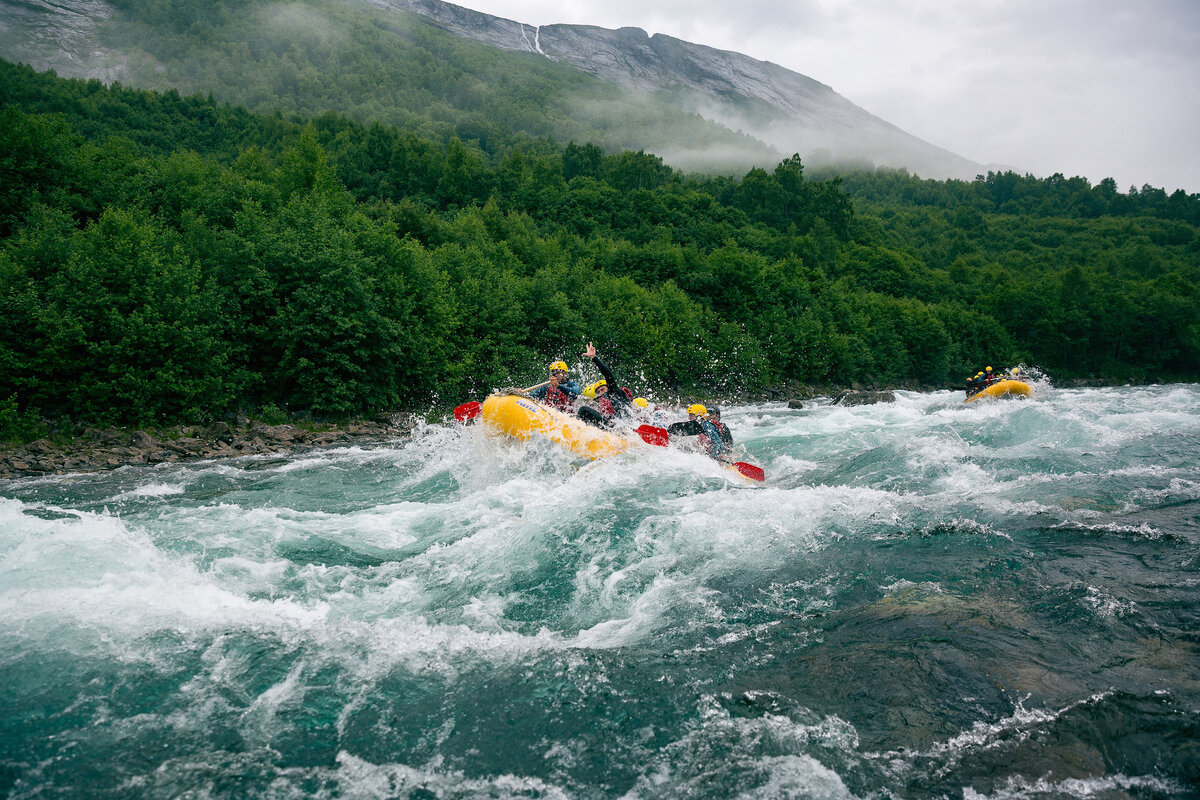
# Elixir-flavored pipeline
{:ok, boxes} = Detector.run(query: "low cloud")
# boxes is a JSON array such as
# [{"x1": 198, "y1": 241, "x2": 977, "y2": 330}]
[{"x1": 465, "y1": 0, "x2": 1200, "y2": 192}]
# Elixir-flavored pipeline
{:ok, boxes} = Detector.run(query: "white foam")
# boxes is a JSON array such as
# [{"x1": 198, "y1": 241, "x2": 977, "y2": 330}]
[
  {"x1": 962, "y1": 773, "x2": 1184, "y2": 800},
  {"x1": 329, "y1": 752, "x2": 572, "y2": 800},
  {"x1": 0, "y1": 498, "x2": 321, "y2": 647},
  {"x1": 617, "y1": 695, "x2": 861, "y2": 800},
  {"x1": 731, "y1": 755, "x2": 857, "y2": 800},
  {"x1": 888, "y1": 691, "x2": 1115, "y2": 773},
  {"x1": 111, "y1": 481, "x2": 186, "y2": 500},
  {"x1": 1081, "y1": 585, "x2": 1138, "y2": 620}
]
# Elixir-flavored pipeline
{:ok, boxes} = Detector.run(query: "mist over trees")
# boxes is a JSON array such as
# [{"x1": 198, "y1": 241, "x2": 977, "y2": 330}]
[
  {"x1": 86, "y1": 0, "x2": 782, "y2": 174},
  {"x1": 1, "y1": 60, "x2": 1198, "y2": 435}
]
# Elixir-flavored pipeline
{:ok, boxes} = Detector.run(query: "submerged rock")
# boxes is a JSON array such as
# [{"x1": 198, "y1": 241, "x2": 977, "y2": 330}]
[{"x1": 832, "y1": 390, "x2": 896, "y2": 406}]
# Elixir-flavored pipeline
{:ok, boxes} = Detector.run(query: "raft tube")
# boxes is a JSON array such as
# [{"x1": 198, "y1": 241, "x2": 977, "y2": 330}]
[
  {"x1": 964, "y1": 379, "x2": 1033, "y2": 403},
  {"x1": 480, "y1": 394, "x2": 632, "y2": 459}
]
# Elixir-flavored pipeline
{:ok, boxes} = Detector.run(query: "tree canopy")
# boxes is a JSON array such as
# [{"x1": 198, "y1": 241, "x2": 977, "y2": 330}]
[{"x1": 2, "y1": 60, "x2": 1197, "y2": 435}]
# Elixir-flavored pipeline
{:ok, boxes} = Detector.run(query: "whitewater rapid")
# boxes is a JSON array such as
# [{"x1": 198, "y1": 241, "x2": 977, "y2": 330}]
[{"x1": 1, "y1": 385, "x2": 1197, "y2": 798}]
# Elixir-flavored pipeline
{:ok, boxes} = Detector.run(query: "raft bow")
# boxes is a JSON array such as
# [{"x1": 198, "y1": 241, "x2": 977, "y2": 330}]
[{"x1": 964, "y1": 380, "x2": 1033, "y2": 403}]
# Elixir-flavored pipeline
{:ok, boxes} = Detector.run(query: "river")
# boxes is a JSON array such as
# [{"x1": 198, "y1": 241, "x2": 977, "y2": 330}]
[{"x1": 2, "y1": 383, "x2": 1198, "y2": 798}]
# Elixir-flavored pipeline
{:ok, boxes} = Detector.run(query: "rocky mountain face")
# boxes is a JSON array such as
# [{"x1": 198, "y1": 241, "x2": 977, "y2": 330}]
[
  {"x1": 364, "y1": 0, "x2": 985, "y2": 179},
  {"x1": 1, "y1": 0, "x2": 985, "y2": 178},
  {"x1": 0, "y1": 0, "x2": 123, "y2": 81}
]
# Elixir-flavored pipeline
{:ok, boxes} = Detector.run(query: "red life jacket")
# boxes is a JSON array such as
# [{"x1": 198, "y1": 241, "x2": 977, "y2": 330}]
[
  {"x1": 545, "y1": 384, "x2": 574, "y2": 411},
  {"x1": 594, "y1": 396, "x2": 616, "y2": 417}
]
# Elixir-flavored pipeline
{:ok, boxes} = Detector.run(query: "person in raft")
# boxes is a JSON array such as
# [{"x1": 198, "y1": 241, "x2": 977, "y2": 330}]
[
  {"x1": 577, "y1": 342, "x2": 635, "y2": 428},
  {"x1": 707, "y1": 407, "x2": 734, "y2": 451},
  {"x1": 630, "y1": 397, "x2": 667, "y2": 426},
  {"x1": 965, "y1": 371, "x2": 986, "y2": 398},
  {"x1": 527, "y1": 360, "x2": 581, "y2": 411},
  {"x1": 667, "y1": 403, "x2": 725, "y2": 460}
]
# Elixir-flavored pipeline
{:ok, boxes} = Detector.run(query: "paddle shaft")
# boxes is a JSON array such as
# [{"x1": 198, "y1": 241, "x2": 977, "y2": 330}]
[{"x1": 455, "y1": 380, "x2": 554, "y2": 421}]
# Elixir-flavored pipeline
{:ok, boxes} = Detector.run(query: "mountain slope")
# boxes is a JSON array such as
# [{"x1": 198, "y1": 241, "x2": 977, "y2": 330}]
[
  {"x1": 0, "y1": 0, "x2": 984, "y2": 177},
  {"x1": 365, "y1": 0, "x2": 985, "y2": 178}
]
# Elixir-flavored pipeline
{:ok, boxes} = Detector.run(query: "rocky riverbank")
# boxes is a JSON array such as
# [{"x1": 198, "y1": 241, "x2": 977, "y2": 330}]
[{"x1": 0, "y1": 412, "x2": 417, "y2": 480}]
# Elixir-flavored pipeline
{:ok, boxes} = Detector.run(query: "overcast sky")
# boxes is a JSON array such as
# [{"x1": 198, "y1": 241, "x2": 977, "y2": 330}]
[{"x1": 456, "y1": 0, "x2": 1200, "y2": 194}]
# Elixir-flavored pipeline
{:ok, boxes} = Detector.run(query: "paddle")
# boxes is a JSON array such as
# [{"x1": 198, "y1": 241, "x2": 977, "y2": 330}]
[
  {"x1": 453, "y1": 401, "x2": 481, "y2": 422},
  {"x1": 453, "y1": 381, "x2": 552, "y2": 422},
  {"x1": 634, "y1": 424, "x2": 669, "y2": 447},
  {"x1": 730, "y1": 461, "x2": 766, "y2": 482}
]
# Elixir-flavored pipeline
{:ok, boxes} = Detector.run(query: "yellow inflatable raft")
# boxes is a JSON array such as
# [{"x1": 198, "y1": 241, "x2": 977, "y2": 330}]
[
  {"x1": 964, "y1": 379, "x2": 1033, "y2": 403},
  {"x1": 480, "y1": 394, "x2": 632, "y2": 459}
]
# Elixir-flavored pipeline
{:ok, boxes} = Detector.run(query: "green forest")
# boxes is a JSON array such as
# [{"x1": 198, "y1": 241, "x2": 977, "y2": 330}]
[{"x1": 2, "y1": 59, "x2": 1198, "y2": 438}]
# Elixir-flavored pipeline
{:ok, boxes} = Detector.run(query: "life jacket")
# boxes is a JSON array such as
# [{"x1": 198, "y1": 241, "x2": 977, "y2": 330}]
[
  {"x1": 697, "y1": 418, "x2": 723, "y2": 457},
  {"x1": 710, "y1": 419, "x2": 731, "y2": 445},
  {"x1": 544, "y1": 384, "x2": 574, "y2": 411},
  {"x1": 593, "y1": 395, "x2": 616, "y2": 417}
]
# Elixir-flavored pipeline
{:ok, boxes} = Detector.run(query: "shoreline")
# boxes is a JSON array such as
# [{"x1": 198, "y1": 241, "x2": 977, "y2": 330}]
[{"x1": 0, "y1": 413, "x2": 416, "y2": 480}]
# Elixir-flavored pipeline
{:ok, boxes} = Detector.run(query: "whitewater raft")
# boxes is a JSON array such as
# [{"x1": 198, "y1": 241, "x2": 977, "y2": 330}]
[
  {"x1": 478, "y1": 393, "x2": 765, "y2": 482},
  {"x1": 480, "y1": 394, "x2": 633, "y2": 459},
  {"x1": 964, "y1": 379, "x2": 1033, "y2": 403}
]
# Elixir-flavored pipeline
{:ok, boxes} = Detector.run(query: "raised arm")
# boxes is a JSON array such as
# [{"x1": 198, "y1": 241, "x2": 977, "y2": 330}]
[{"x1": 584, "y1": 341, "x2": 618, "y2": 386}]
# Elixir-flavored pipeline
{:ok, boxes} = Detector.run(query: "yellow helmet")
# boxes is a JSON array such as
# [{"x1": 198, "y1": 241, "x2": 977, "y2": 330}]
[
  {"x1": 549, "y1": 360, "x2": 568, "y2": 373},
  {"x1": 583, "y1": 380, "x2": 605, "y2": 399},
  {"x1": 687, "y1": 403, "x2": 707, "y2": 416},
  {"x1": 986, "y1": 366, "x2": 993, "y2": 372},
  {"x1": 634, "y1": 397, "x2": 649, "y2": 408}
]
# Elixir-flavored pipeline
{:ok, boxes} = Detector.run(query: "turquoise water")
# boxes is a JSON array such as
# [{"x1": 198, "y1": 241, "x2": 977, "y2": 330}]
[{"x1": 2, "y1": 385, "x2": 1198, "y2": 798}]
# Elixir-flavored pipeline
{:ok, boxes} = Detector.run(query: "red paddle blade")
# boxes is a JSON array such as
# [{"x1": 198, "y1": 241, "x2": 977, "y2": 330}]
[
  {"x1": 454, "y1": 401, "x2": 482, "y2": 422},
  {"x1": 635, "y1": 425, "x2": 669, "y2": 447},
  {"x1": 732, "y1": 461, "x2": 765, "y2": 482}
]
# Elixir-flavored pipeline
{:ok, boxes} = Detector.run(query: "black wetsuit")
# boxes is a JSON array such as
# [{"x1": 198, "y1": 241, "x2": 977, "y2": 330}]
[{"x1": 667, "y1": 418, "x2": 725, "y2": 458}]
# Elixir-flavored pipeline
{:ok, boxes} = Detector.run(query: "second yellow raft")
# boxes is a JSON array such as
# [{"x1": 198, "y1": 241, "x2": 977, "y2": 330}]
[
  {"x1": 964, "y1": 379, "x2": 1033, "y2": 403},
  {"x1": 480, "y1": 394, "x2": 632, "y2": 459}
]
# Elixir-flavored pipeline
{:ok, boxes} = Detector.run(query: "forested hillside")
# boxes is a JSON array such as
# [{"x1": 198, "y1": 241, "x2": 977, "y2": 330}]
[{"x1": 2, "y1": 60, "x2": 1198, "y2": 436}]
